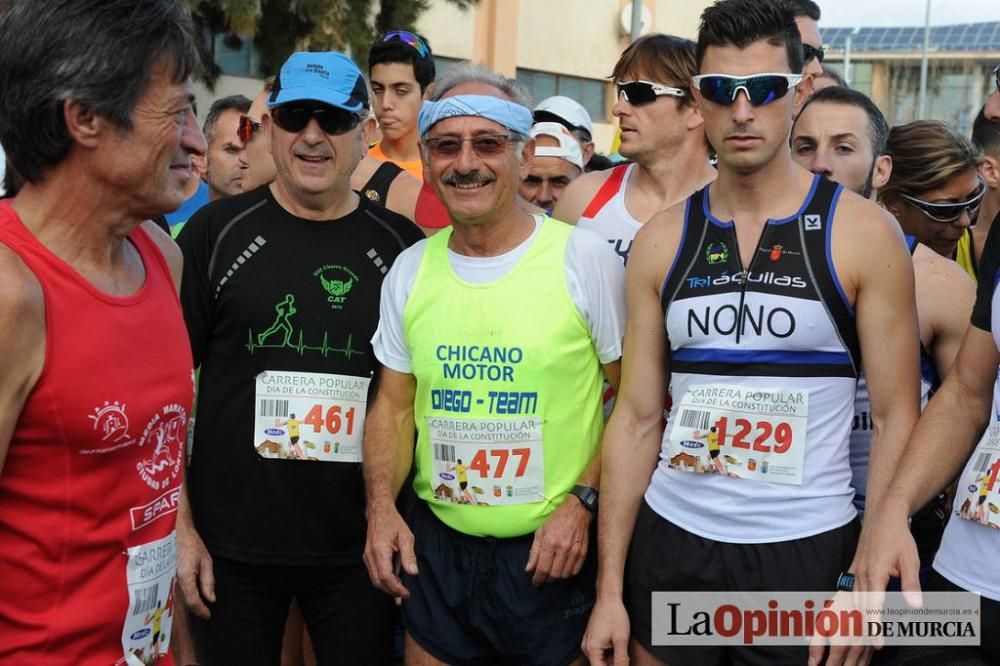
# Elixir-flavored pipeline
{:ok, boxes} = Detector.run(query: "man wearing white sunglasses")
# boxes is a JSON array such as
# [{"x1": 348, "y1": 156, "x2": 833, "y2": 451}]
[
  {"x1": 584, "y1": 1, "x2": 920, "y2": 664},
  {"x1": 554, "y1": 33, "x2": 716, "y2": 267}
]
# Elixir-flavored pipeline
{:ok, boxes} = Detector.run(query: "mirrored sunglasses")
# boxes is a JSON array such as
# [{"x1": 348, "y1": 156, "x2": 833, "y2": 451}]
[
  {"x1": 237, "y1": 115, "x2": 261, "y2": 143},
  {"x1": 692, "y1": 73, "x2": 803, "y2": 107}
]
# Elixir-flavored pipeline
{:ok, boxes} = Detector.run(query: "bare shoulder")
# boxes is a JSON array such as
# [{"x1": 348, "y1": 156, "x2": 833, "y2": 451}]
[
  {"x1": 385, "y1": 169, "x2": 421, "y2": 222},
  {"x1": 552, "y1": 167, "x2": 620, "y2": 225},
  {"x1": 832, "y1": 189, "x2": 903, "y2": 246},
  {"x1": 351, "y1": 154, "x2": 380, "y2": 190},
  {"x1": 0, "y1": 243, "x2": 45, "y2": 376},
  {"x1": 830, "y1": 190, "x2": 910, "y2": 298},
  {"x1": 141, "y1": 220, "x2": 182, "y2": 289},
  {"x1": 912, "y1": 243, "x2": 973, "y2": 283},
  {"x1": 630, "y1": 198, "x2": 687, "y2": 282},
  {"x1": 912, "y1": 242, "x2": 976, "y2": 311}
]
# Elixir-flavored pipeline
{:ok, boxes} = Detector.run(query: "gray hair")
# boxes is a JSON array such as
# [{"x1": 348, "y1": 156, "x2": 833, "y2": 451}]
[
  {"x1": 203, "y1": 95, "x2": 252, "y2": 145},
  {"x1": 427, "y1": 62, "x2": 533, "y2": 108},
  {"x1": 0, "y1": 0, "x2": 200, "y2": 183}
]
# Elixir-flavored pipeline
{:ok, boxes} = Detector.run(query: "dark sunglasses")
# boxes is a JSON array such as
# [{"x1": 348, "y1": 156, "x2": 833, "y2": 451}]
[
  {"x1": 382, "y1": 30, "x2": 430, "y2": 59},
  {"x1": 270, "y1": 104, "x2": 364, "y2": 136},
  {"x1": 803, "y1": 43, "x2": 825, "y2": 65},
  {"x1": 692, "y1": 73, "x2": 803, "y2": 107},
  {"x1": 899, "y1": 180, "x2": 986, "y2": 224},
  {"x1": 615, "y1": 80, "x2": 686, "y2": 106},
  {"x1": 994, "y1": 63, "x2": 999, "y2": 93},
  {"x1": 422, "y1": 134, "x2": 515, "y2": 159},
  {"x1": 237, "y1": 115, "x2": 261, "y2": 143}
]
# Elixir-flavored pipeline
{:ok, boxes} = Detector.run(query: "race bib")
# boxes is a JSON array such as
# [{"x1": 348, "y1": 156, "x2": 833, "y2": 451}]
[
  {"x1": 955, "y1": 421, "x2": 1000, "y2": 528},
  {"x1": 666, "y1": 384, "x2": 808, "y2": 485},
  {"x1": 427, "y1": 416, "x2": 544, "y2": 506},
  {"x1": 121, "y1": 531, "x2": 176, "y2": 666},
  {"x1": 253, "y1": 370, "x2": 370, "y2": 463}
]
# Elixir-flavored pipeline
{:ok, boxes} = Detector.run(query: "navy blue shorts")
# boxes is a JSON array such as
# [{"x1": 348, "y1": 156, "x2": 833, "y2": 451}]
[
  {"x1": 625, "y1": 501, "x2": 860, "y2": 666},
  {"x1": 401, "y1": 502, "x2": 596, "y2": 666}
]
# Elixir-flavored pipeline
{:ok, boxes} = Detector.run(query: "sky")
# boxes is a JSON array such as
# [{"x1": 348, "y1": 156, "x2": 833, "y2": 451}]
[{"x1": 817, "y1": 0, "x2": 998, "y2": 28}]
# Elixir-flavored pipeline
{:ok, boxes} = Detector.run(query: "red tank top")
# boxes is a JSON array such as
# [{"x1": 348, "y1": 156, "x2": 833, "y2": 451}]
[
  {"x1": 414, "y1": 183, "x2": 451, "y2": 229},
  {"x1": 0, "y1": 202, "x2": 193, "y2": 665}
]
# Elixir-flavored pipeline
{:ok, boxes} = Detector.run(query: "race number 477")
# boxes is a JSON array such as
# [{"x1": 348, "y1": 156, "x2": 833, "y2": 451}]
[{"x1": 468, "y1": 448, "x2": 531, "y2": 478}]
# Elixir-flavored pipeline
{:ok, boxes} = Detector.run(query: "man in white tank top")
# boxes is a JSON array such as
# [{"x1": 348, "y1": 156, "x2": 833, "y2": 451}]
[
  {"x1": 582, "y1": 3, "x2": 922, "y2": 665},
  {"x1": 552, "y1": 33, "x2": 716, "y2": 266}
]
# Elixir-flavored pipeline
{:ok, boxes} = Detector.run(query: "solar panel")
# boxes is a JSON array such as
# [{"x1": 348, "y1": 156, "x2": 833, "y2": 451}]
[{"x1": 823, "y1": 21, "x2": 1000, "y2": 53}]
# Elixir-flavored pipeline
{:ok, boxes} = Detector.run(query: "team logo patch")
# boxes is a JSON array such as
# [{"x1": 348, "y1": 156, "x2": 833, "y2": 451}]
[
  {"x1": 705, "y1": 242, "x2": 729, "y2": 265},
  {"x1": 136, "y1": 404, "x2": 186, "y2": 491},
  {"x1": 804, "y1": 214, "x2": 822, "y2": 230},
  {"x1": 314, "y1": 264, "x2": 360, "y2": 310}
]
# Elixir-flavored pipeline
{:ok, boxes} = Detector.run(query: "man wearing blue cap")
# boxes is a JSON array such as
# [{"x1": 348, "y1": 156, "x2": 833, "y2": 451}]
[
  {"x1": 363, "y1": 62, "x2": 626, "y2": 665},
  {"x1": 175, "y1": 51, "x2": 423, "y2": 664}
]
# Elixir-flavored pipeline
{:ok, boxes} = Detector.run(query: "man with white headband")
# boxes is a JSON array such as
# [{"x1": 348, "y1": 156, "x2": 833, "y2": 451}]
[
  {"x1": 362, "y1": 61, "x2": 625, "y2": 665},
  {"x1": 519, "y1": 122, "x2": 584, "y2": 214}
]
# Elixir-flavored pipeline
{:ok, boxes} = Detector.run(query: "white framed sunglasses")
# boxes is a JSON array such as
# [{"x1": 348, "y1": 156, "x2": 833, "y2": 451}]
[{"x1": 615, "y1": 80, "x2": 687, "y2": 105}]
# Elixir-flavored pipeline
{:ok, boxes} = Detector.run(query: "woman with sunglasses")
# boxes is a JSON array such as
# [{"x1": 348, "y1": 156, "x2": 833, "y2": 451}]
[{"x1": 880, "y1": 120, "x2": 986, "y2": 283}]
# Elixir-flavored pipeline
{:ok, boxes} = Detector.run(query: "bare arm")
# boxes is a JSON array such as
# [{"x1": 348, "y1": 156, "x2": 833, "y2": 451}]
[
  {"x1": 912, "y1": 247, "x2": 975, "y2": 379},
  {"x1": 363, "y1": 366, "x2": 417, "y2": 509},
  {"x1": 583, "y1": 211, "x2": 681, "y2": 664},
  {"x1": 848, "y1": 203, "x2": 921, "y2": 528},
  {"x1": 854, "y1": 326, "x2": 999, "y2": 601},
  {"x1": 0, "y1": 247, "x2": 45, "y2": 476},
  {"x1": 594, "y1": 224, "x2": 670, "y2": 598},
  {"x1": 176, "y1": 484, "x2": 215, "y2": 617},
  {"x1": 890, "y1": 327, "x2": 998, "y2": 515},
  {"x1": 362, "y1": 366, "x2": 419, "y2": 598}
]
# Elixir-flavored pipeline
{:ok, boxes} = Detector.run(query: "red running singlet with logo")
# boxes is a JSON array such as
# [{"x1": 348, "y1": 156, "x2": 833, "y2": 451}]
[{"x1": 0, "y1": 201, "x2": 194, "y2": 665}]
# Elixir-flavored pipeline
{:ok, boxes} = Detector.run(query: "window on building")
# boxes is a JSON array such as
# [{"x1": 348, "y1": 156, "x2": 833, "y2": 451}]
[
  {"x1": 516, "y1": 69, "x2": 607, "y2": 122},
  {"x1": 848, "y1": 62, "x2": 873, "y2": 97},
  {"x1": 433, "y1": 56, "x2": 463, "y2": 75},
  {"x1": 213, "y1": 34, "x2": 261, "y2": 78}
]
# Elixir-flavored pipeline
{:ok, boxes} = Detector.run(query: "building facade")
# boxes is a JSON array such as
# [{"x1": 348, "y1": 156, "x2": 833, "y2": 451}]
[{"x1": 824, "y1": 22, "x2": 1000, "y2": 133}]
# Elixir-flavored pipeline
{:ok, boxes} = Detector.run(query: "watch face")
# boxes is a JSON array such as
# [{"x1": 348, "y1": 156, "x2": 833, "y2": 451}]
[{"x1": 573, "y1": 486, "x2": 597, "y2": 511}]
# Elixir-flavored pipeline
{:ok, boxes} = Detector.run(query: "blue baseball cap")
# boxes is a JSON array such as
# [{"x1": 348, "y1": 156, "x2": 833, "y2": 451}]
[{"x1": 268, "y1": 51, "x2": 369, "y2": 112}]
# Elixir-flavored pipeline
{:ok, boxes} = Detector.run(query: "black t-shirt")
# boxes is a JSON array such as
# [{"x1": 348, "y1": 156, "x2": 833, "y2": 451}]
[
  {"x1": 971, "y1": 211, "x2": 1000, "y2": 332},
  {"x1": 177, "y1": 185, "x2": 423, "y2": 566}
]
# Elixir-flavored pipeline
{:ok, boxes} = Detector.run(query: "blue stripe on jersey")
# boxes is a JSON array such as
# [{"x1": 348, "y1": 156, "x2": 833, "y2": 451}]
[
  {"x1": 824, "y1": 185, "x2": 854, "y2": 315},
  {"x1": 672, "y1": 348, "x2": 852, "y2": 365},
  {"x1": 661, "y1": 197, "x2": 692, "y2": 302}
]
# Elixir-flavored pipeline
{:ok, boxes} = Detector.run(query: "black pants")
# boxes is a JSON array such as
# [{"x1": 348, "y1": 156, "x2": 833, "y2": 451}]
[
  {"x1": 887, "y1": 569, "x2": 1000, "y2": 666},
  {"x1": 625, "y1": 501, "x2": 860, "y2": 666},
  {"x1": 199, "y1": 556, "x2": 394, "y2": 666}
]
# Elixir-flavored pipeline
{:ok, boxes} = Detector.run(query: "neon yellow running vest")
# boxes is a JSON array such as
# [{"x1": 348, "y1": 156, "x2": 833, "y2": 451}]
[{"x1": 404, "y1": 217, "x2": 605, "y2": 537}]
